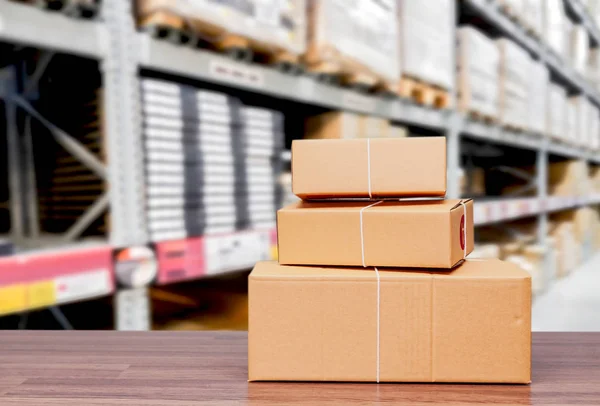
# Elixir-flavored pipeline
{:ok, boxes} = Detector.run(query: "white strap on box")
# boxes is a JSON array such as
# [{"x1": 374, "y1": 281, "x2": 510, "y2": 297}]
[
  {"x1": 360, "y1": 200, "x2": 382, "y2": 267},
  {"x1": 374, "y1": 266, "x2": 380, "y2": 383}
]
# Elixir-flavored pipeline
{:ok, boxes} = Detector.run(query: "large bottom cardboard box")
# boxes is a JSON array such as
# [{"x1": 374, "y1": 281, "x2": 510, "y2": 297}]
[{"x1": 249, "y1": 260, "x2": 531, "y2": 383}]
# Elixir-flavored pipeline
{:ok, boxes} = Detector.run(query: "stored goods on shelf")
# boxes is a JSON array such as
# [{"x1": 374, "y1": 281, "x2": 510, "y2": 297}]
[
  {"x1": 389, "y1": 125, "x2": 408, "y2": 138},
  {"x1": 547, "y1": 84, "x2": 567, "y2": 139},
  {"x1": 523, "y1": 0, "x2": 543, "y2": 37},
  {"x1": 137, "y1": 0, "x2": 306, "y2": 64},
  {"x1": 469, "y1": 243, "x2": 501, "y2": 259},
  {"x1": 528, "y1": 61, "x2": 549, "y2": 135},
  {"x1": 359, "y1": 116, "x2": 391, "y2": 138},
  {"x1": 570, "y1": 96, "x2": 592, "y2": 147},
  {"x1": 549, "y1": 160, "x2": 590, "y2": 196},
  {"x1": 497, "y1": 39, "x2": 530, "y2": 130},
  {"x1": 248, "y1": 259, "x2": 531, "y2": 383},
  {"x1": 457, "y1": 26, "x2": 500, "y2": 120},
  {"x1": 459, "y1": 166, "x2": 486, "y2": 196},
  {"x1": 291, "y1": 137, "x2": 447, "y2": 199},
  {"x1": 587, "y1": 48, "x2": 600, "y2": 90},
  {"x1": 305, "y1": 0, "x2": 399, "y2": 91},
  {"x1": 549, "y1": 220, "x2": 580, "y2": 277},
  {"x1": 554, "y1": 207, "x2": 596, "y2": 243},
  {"x1": 543, "y1": 0, "x2": 566, "y2": 57},
  {"x1": 398, "y1": 0, "x2": 453, "y2": 91},
  {"x1": 141, "y1": 79, "x2": 283, "y2": 242},
  {"x1": 566, "y1": 97, "x2": 578, "y2": 144},
  {"x1": 305, "y1": 112, "x2": 362, "y2": 139},
  {"x1": 570, "y1": 25, "x2": 589, "y2": 76},
  {"x1": 277, "y1": 199, "x2": 473, "y2": 268}
]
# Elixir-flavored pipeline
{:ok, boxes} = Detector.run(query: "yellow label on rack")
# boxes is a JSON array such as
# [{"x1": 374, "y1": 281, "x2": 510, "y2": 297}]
[
  {"x1": 27, "y1": 280, "x2": 56, "y2": 309},
  {"x1": 270, "y1": 245, "x2": 278, "y2": 261},
  {"x1": 0, "y1": 285, "x2": 27, "y2": 315}
]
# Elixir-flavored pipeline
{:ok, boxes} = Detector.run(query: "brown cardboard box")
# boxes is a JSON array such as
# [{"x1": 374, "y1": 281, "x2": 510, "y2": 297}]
[
  {"x1": 549, "y1": 160, "x2": 589, "y2": 196},
  {"x1": 248, "y1": 260, "x2": 531, "y2": 383},
  {"x1": 358, "y1": 116, "x2": 390, "y2": 138},
  {"x1": 305, "y1": 112, "x2": 362, "y2": 140},
  {"x1": 277, "y1": 199, "x2": 473, "y2": 268},
  {"x1": 292, "y1": 137, "x2": 446, "y2": 199}
]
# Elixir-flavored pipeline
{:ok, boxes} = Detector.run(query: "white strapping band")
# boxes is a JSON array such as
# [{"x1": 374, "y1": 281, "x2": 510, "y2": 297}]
[
  {"x1": 374, "y1": 266, "x2": 380, "y2": 383},
  {"x1": 360, "y1": 200, "x2": 382, "y2": 267},
  {"x1": 460, "y1": 200, "x2": 467, "y2": 258},
  {"x1": 366, "y1": 139, "x2": 372, "y2": 199}
]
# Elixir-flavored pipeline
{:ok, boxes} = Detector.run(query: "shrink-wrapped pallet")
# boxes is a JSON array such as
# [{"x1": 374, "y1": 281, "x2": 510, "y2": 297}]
[
  {"x1": 570, "y1": 96, "x2": 591, "y2": 147},
  {"x1": 566, "y1": 97, "x2": 578, "y2": 144},
  {"x1": 398, "y1": 0, "x2": 453, "y2": 90},
  {"x1": 528, "y1": 60, "x2": 548, "y2": 134},
  {"x1": 457, "y1": 26, "x2": 499, "y2": 119},
  {"x1": 543, "y1": 0, "x2": 566, "y2": 57},
  {"x1": 305, "y1": 0, "x2": 400, "y2": 87},
  {"x1": 570, "y1": 24, "x2": 589, "y2": 75},
  {"x1": 523, "y1": 0, "x2": 544, "y2": 37},
  {"x1": 137, "y1": 0, "x2": 306, "y2": 58},
  {"x1": 547, "y1": 84, "x2": 566, "y2": 139},
  {"x1": 497, "y1": 39, "x2": 530, "y2": 129}
]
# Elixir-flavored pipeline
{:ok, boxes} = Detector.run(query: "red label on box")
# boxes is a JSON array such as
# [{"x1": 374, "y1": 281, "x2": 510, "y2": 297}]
[{"x1": 460, "y1": 215, "x2": 465, "y2": 250}]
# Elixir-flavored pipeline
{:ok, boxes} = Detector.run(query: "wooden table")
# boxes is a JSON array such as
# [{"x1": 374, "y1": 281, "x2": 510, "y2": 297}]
[{"x1": 0, "y1": 332, "x2": 599, "y2": 405}]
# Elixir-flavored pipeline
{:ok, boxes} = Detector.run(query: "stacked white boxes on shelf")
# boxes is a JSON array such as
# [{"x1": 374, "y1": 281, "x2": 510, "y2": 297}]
[
  {"x1": 566, "y1": 96, "x2": 578, "y2": 144},
  {"x1": 570, "y1": 24, "x2": 589, "y2": 75},
  {"x1": 497, "y1": 38, "x2": 530, "y2": 129},
  {"x1": 237, "y1": 107, "x2": 283, "y2": 232},
  {"x1": 523, "y1": 0, "x2": 543, "y2": 37},
  {"x1": 457, "y1": 26, "x2": 500, "y2": 119},
  {"x1": 398, "y1": 0, "x2": 454, "y2": 90},
  {"x1": 528, "y1": 60, "x2": 549, "y2": 135},
  {"x1": 140, "y1": 79, "x2": 283, "y2": 243},
  {"x1": 547, "y1": 84, "x2": 567, "y2": 140},
  {"x1": 543, "y1": 0, "x2": 567, "y2": 58}
]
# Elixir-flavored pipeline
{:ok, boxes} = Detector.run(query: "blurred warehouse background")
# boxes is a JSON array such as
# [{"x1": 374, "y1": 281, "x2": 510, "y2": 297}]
[{"x1": 0, "y1": 0, "x2": 599, "y2": 331}]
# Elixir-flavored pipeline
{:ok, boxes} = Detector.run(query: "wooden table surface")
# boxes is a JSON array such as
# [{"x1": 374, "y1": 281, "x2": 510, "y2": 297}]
[{"x1": 0, "y1": 332, "x2": 599, "y2": 405}]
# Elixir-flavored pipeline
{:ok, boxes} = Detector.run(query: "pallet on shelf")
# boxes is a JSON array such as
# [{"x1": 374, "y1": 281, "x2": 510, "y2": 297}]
[
  {"x1": 398, "y1": 75, "x2": 450, "y2": 109},
  {"x1": 136, "y1": 0, "x2": 306, "y2": 72},
  {"x1": 15, "y1": 0, "x2": 99, "y2": 18},
  {"x1": 468, "y1": 110, "x2": 498, "y2": 124},
  {"x1": 304, "y1": 0, "x2": 399, "y2": 95}
]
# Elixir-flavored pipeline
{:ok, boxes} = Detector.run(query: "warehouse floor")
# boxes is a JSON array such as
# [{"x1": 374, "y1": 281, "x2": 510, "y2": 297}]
[{"x1": 533, "y1": 253, "x2": 600, "y2": 332}]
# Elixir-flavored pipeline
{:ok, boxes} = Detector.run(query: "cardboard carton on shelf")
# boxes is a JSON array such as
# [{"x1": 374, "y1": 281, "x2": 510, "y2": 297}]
[
  {"x1": 359, "y1": 116, "x2": 390, "y2": 138},
  {"x1": 305, "y1": 112, "x2": 362, "y2": 140},
  {"x1": 549, "y1": 160, "x2": 590, "y2": 196},
  {"x1": 292, "y1": 137, "x2": 447, "y2": 199},
  {"x1": 277, "y1": 199, "x2": 474, "y2": 269},
  {"x1": 248, "y1": 260, "x2": 531, "y2": 383},
  {"x1": 549, "y1": 221, "x2": 580, "y2": 277}
]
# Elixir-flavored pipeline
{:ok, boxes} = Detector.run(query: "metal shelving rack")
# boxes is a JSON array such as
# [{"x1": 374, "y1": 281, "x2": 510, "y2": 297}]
[{"x1": 0, "y1": 0, "x2": 599, "y2": 329}]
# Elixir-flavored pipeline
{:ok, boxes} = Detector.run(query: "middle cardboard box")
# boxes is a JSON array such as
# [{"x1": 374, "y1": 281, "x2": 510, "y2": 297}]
[{"x1": 278, "y1": 199, "x2": 474, "y2": 269}]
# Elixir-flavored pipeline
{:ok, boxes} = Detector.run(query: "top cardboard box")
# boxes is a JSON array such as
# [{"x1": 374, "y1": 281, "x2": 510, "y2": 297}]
[{"x1": 292, "y1": 137, "x2": 446, "y2": 199}]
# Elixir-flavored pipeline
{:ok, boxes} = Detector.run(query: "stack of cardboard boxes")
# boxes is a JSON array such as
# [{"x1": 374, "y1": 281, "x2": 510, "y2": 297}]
[{"x1": 248, "y1": 138, "x2": 531, "y2": 383}]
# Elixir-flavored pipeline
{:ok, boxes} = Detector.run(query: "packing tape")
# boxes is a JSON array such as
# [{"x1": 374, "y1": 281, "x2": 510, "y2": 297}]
[{"x1": 360, "y1": 200, "x2": 382, "y2": 267}]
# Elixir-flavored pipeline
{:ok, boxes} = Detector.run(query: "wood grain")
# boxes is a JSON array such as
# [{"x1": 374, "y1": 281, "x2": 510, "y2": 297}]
[{"x1": 0, "y1": 332, "x2": 598, "y2": 405}]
